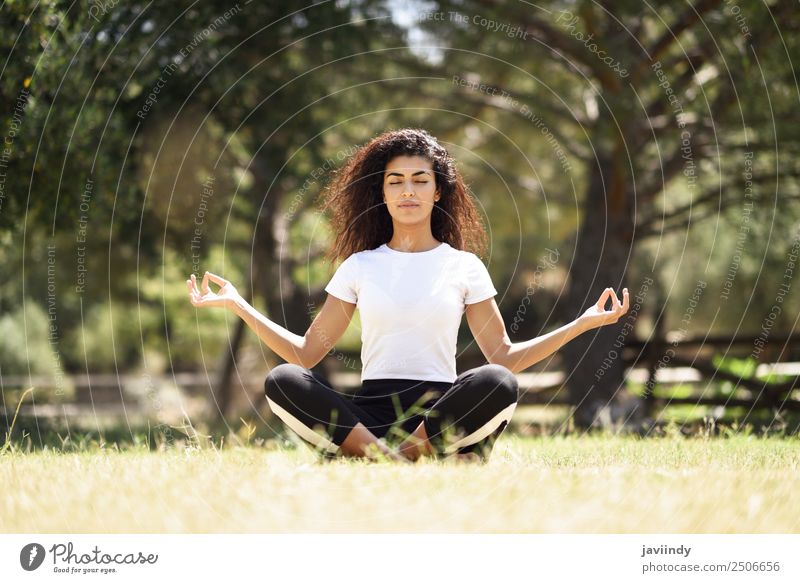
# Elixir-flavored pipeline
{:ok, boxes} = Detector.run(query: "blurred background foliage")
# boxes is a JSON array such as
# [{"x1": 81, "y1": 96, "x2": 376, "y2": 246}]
[{"x1": 1, "y1": 0, "x2": 799, "y2": 428}]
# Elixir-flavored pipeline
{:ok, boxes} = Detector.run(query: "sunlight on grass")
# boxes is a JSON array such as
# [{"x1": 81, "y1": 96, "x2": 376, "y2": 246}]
[{"x1": 1, "y1": 434, "x2": 798, "y2": 533}]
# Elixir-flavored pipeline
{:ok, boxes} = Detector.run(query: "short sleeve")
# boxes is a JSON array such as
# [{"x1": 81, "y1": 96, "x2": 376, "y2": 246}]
[
  {"x1": 325, "y1": 253, "x2": 359, "y2": 304},
  {"x1": 464, "y1": 253, "x2": 497, "y2": 304}
]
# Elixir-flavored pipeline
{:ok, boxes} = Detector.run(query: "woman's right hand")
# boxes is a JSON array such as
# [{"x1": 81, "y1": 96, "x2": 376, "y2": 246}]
[{"x1": 186, "y1": 271, "x2": 242, "y2": 310}]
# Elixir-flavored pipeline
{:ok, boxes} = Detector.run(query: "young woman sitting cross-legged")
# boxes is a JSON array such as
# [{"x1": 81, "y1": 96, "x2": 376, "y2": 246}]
[{"x1": 186, "y1": 128, "x2": 629, "y2": 463}]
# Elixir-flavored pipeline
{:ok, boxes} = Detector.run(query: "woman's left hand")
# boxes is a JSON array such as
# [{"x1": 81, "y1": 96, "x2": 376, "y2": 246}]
[{"x1": 579, "y1": 287, "x2": 629, "y2": 330}]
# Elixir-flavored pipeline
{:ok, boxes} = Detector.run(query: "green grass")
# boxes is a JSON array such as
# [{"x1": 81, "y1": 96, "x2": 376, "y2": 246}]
[{"x1": 1, "y1": 431, "x2": 799, "y2": 533}]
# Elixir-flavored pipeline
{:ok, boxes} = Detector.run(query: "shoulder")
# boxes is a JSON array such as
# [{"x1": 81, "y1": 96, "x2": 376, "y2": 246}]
[
  {"x1": 329, "y1": 253, "x2": 360, "y2": 275},
  {"x1": 346, "y1": 247, "x2": 378, "y2": 264},
  {"x1": 449, "y1": 247, "x2": 487, "y2": 267},
  {"x1": 335, "y1": 247, "x2": 381, "y2": 271}
]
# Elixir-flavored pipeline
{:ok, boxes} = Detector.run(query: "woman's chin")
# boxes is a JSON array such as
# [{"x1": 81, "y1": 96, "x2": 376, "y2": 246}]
[{"x1": 392, "y1": 214, "x2": 431, "y2": 226}]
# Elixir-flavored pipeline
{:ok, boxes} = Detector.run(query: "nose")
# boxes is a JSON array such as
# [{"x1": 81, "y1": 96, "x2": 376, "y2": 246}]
[{"x1": 400, "y1": 186, "x2": 417, "y2": 200}]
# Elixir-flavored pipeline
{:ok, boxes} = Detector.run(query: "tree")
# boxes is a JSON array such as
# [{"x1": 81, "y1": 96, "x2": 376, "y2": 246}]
[
  {"x1": 1, "y1": 0, "x2": 416, "y2": 420},
  {"x1": 403, "y1": 0, "x2": 800, "y2": 426}
]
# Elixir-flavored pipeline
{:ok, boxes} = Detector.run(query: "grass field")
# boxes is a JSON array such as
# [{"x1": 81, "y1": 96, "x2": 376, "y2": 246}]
[{"x1": 2, "y1": 431, "x2": 799, "y2": 533}]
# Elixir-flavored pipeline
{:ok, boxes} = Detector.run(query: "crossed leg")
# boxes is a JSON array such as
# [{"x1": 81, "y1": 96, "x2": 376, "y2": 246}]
[
  {"x1": 264, "y1": 363, "x2": 405, "y2": 460},
  {"x1": 398, "y1": 364, "x2": 518, "y2": 462},
  {"x1": 264, "y1": 363, "x2": 518, "y2": 462}
]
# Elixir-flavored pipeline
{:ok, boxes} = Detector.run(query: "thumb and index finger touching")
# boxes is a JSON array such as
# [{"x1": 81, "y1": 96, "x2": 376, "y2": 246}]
[
  {"x1": 595, "y1": 288, "x2": 612, "y2": 310},
  {"x1": 186, "y1": 271, "x2": 228, "y2": 297},
  {"x1": 595, "y1": 287, "x2": 631, "y2": 314},
  {"x1": 204, "y1": 271, "x2": 227, "y2": 286}
]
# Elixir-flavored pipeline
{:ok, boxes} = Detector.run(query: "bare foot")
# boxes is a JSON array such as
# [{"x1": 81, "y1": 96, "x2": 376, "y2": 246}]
[
  {"x1": 447, "y1": 452, "x2": 484, "y2": 464},
  {"x1": 362, "y1": 440, "x2": 413, "y2": 464}
]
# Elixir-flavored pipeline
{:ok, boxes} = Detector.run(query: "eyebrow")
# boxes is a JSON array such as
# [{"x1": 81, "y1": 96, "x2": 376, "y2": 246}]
[{"x1": 385, "y1": 170, "x2": 431, "y2": 178}]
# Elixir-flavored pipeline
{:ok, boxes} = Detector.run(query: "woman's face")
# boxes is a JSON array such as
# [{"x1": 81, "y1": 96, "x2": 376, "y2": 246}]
[{"x1": 382, "y1": 155, "x2": 440, "y2": 225}]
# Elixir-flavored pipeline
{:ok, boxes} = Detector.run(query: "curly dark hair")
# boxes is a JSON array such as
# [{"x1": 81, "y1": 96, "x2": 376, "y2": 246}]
[{"x1": 318, "y1": 128, "x2": 489, "y2": 265}]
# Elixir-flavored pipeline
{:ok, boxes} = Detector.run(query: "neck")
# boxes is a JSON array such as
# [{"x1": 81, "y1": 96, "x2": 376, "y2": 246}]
[{"x1": 387, "y1": 223, "x2": 440, "y2": 252}]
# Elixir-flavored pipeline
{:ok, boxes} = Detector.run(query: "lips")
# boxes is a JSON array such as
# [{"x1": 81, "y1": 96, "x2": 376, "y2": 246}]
[{"x1": 398, "y1": 203, "x2": 420, "y2": 208}]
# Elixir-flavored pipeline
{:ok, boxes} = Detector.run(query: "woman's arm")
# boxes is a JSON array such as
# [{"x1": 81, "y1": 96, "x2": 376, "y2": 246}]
[
  {"x1": 466, "y1": 287, "x2": 629, "y2": 373},
  {"x1": 187, "y1": 271, "x2": 356, "y2": 368}
]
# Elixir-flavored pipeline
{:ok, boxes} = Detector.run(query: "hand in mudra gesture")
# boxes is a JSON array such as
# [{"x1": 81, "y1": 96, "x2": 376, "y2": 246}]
[
  {"x1": 579, "y1": 287, "x2": 629, "y2": 330},
  {"x1": 186, "y1": 271, "x2": 242, "y2": 310}
]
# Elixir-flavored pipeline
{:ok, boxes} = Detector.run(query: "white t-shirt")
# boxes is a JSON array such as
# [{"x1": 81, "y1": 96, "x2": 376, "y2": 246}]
[{"x1": 324, "y1": 242, "x2": 497, "y2": 382}]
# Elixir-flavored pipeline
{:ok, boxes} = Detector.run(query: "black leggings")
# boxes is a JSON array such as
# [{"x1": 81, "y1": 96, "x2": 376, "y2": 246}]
[{"x1": 264, "y1": 363, "x2": 519, "y2": 459}]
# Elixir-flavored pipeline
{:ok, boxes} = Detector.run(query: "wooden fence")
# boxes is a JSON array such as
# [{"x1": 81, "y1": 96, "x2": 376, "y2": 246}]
[{"x1": 2, "y1": 333, "x2": 799, "y2": 423}]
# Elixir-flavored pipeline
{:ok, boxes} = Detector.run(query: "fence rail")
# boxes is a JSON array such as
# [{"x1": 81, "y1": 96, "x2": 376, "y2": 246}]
[{"x1": 3, "y1": 332, "x2": 800, "y2": 420}]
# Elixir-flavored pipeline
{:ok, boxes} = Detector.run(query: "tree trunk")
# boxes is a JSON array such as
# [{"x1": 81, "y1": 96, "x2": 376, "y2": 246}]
[
  {"x1": 560, "y1": 153, "x2": 638, "y2": 429},
  {"x1": 214, "y1": 145, "x2": 332, "y2": 423},
  {"x1": 250, "y1": 148, "x2": 330, "y2": 378},
  {"x1": 213, "y1": 307, "x2": 248, "y2": 423}
]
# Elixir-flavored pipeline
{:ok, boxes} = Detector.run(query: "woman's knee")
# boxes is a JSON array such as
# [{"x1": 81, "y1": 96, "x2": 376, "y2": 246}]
[
  {"x1": 471, "y1": 363, "x2": 519, "y2": 404},
  {"x1": 264, "y1": 362, "x2": 309, "y2": 402}
]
